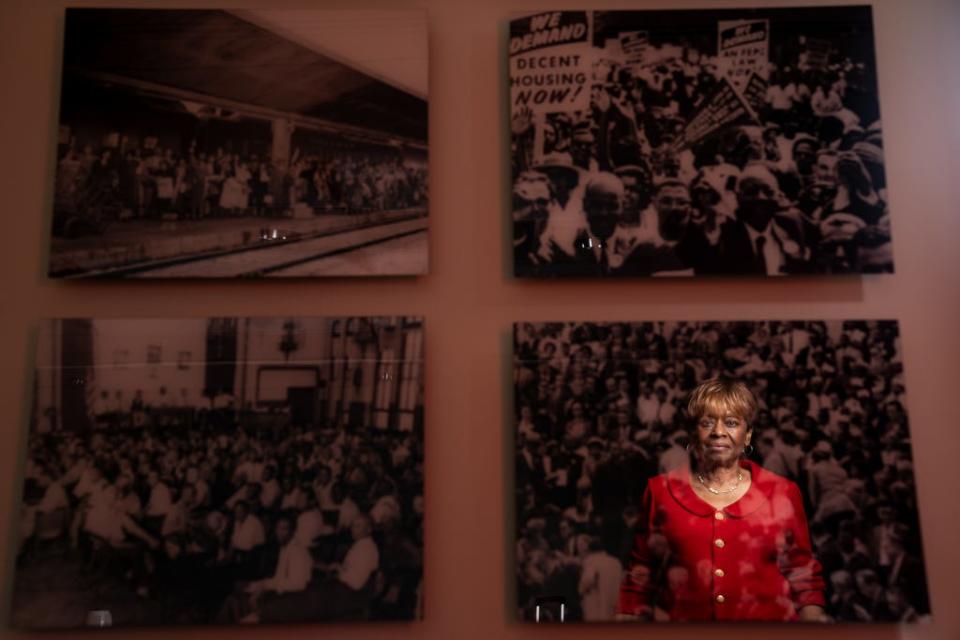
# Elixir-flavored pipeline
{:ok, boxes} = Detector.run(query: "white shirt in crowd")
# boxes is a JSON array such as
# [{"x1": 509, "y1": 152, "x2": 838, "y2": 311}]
[
  {"x1": 766, "y1": 83, "x2": 797, "y2": 110},
  {"x1": 659, "y1": 444, "x2": 687, "y2": 473},
  {"x1": 225, "y1": 486, "x2": 252, "y2": 510},
  {"x1": 262, "y1": 541, "x2": 313, "y2": 593},
  {"x1": 338, "y1": 536, "x2": 379, "y2": 591},
  {"x1": 38, "y1": 482, "x2": 69, "y2": 513},
  {"x1": 117, "y1": 491, "x2": 143, "y2": 518},
  {"x1": 579, "y1": 550, "x2": 623, "y2": 621},
  {"x1": 72, "y1": 466, "x2": 97, "y2": 499},
  {"x1": 370, "y1": 495, "x2": 401, "y2": 526},
  {"x1": 295, "y1": 509, "x2": 332, "y2": 547},
  {"x1": 636, "y1": 394, "x2": 660, "y2": 425},
  {"x1": 657, "y1": 402, "x2": 677, "y2": 425},
  {"x1": 260, "y1": 478, "x2": 281, "y2": 509},
  {"x1": 337, "y1": 497, "x2": 361, "y2": 531},
  {"x1": 231, "y1": 515, "x2": 266, "y2": 551},
  {"x1": 783, "y1": 327, "x2": 811, "y2": 357},
  {"x1": 84, "y1": 483, "x2": 126, "y2": 544},
  {"x1": 234, "y1": 460, "x2": 264, "y2": 484},
  {"x1": 194, "y1": 479, "x2": 210, "y2": 507},
  {"x1": 146, "y1": 482, "x2": 173, "y2": 517},
  {"x1": 281, "y1": 487, "x2": 307, "y2": 511},
  {"x1": 315, "y1": 482, "x2": 335, "y2": 511},
  {"x1": 745, "y1": 223, "x2": 786, "y2": 276}
]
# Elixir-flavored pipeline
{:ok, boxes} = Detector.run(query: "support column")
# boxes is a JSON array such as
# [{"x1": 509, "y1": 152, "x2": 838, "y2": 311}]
[{"x1": 270, "y1": 118, "x2": 294, "y2": 167}]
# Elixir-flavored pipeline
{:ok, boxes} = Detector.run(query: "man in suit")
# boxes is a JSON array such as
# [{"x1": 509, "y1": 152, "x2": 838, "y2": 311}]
[
  {"x1": 550, "y1": 171, "x2": 625, "y2": 277},
  {"x1": 717, "y1": 163, "x2": 810, "y2": 275},
  {"x1": 611, "y1": 180, "x2": 721, "y2": 276}
]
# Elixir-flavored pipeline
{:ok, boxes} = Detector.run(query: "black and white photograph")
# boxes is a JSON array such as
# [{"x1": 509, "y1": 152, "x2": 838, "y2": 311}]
[
  {"x1": 13, "y1": 316, "x2": 424, "y2": 628},
  {"x1": 49, "y1": 9, "x2": 428, "y2": 278},
  {"x1": 514, "y1": 320, "x2": 928, "y2": 623},
  {"x1": 509, "y1": 8, "x2": 891, "y2": 277}
]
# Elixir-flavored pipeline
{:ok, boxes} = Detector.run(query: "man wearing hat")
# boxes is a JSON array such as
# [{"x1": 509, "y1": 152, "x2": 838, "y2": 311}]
[
  {"x1": 521, "y1": 150, "x2": 596, "y2": 270},
  {"x1": 533, "y1": 151, "x2": 581, "y2": 209}
]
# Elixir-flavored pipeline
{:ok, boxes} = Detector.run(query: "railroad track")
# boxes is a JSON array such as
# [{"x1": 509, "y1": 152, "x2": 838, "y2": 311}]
[{"x1": 73, "y1": 216, "x2": 428, "y2": 278}]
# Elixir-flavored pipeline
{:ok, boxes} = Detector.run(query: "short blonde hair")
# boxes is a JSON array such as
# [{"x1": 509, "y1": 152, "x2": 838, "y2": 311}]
[{"x1": 686, "y1": 378, "x2": 758, "y2": 424}]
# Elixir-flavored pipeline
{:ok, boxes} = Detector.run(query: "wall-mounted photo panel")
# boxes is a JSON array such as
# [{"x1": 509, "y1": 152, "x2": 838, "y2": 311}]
[
  {"x1": 13, "y1": 316, "x2": 424, "y2": 628},
  {"x1": 509, "y1": 8, "x2": 891, "y2": 277},
  {"x1": 50, "y1": 9, "x2": 428, "y2": 278},
  {"x1": 513, "y1": 320, "x2": 928, "y2": 622}
]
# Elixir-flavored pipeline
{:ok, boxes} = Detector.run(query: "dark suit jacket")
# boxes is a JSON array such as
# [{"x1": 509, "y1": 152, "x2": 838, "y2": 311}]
[
  {"x1": 611, "y1": 226, "x2": 721, "y2": 276},
  {"x1": 716, "y1": 211, "x2": 810, "y2": 275}
]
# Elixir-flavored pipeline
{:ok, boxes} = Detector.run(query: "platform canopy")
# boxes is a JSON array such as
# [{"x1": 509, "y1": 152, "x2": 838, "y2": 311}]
[{"x1": 62, "y1": 8, "x2": 427, "y2": 141}]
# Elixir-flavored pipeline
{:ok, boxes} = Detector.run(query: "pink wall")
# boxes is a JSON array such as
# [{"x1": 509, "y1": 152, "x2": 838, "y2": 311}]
[{"x1": 1, "y1": 1, "x2": 959, "y2": 639}]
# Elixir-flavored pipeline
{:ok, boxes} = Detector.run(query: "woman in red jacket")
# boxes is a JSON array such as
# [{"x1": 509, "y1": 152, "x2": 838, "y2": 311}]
[{"x1": 617, "y1": 378, "x2": 827, "y2": 622}]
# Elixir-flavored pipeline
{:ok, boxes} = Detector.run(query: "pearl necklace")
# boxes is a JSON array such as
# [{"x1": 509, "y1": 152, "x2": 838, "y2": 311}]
[{"x1": 697, "y1": 471, "x2": 743, "y2": 495}]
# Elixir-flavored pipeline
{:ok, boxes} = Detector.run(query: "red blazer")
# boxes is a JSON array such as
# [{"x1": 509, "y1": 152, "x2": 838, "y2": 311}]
[{"x1": 618, "y1": 459, "x2": 825, "y2": 621}]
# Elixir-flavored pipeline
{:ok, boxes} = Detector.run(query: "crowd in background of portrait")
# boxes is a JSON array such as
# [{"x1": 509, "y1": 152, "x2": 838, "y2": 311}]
[
  {"x1": 510, "y1": 7, "x2": 891, "y2": 277},
  {"x1": 513, "y1": 320, "x2": 928, "y2": 622}
]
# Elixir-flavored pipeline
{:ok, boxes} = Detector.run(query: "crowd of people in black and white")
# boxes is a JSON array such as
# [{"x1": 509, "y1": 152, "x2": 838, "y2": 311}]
[
  {"x1": 513, "y1": 321, "x2": 928, "y2": 622},
  {"x1": 17, "y1": 405, "x2": 424, "y2": 625},
  {"x1": 511, "y1": 21, "x2": 891, "y2": 276},
  {"x1": 53, "y1": 135, "x2": 428, "y2": 236}
]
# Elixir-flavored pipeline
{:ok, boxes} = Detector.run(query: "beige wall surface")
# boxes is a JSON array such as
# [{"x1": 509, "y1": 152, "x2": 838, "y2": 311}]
[{"x1": 1, "y1": 0, "x2": 959, "y2": 638}]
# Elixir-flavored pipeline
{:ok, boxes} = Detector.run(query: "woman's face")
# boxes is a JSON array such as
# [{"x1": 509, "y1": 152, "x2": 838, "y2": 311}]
[{"x1": 692, "y1": 403, "x2": 751, "y2": 467}]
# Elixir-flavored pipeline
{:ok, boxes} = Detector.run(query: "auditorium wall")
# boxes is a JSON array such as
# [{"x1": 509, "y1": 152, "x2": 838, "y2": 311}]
[
  {"x1": 90, "y1": 318, "x2": 208, "y2": 409},
  {"x1": 0, "y1": 0, "x2": 958, "y2": 639},
  {"x1": 239, "y1": 317, "x2": 332, "y2": 410}
]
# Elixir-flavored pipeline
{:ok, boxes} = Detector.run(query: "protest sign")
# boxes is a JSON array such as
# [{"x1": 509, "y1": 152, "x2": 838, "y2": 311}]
[
  {"x1": 619, "y1": 30, "x2": 649, "y2": 67},
  {"x1": 510, "y1": 11, "x2": 592, "y2": 114},
  {"x1": 741, "y1": 72, "x2": 769, "y2": 116},
  {"x1": 799, "y1": 36, "x2": 832, "y2": 71},
  {"x1": 718, "y1": 19, "x2": 769, "y2": 91},
  {"x1": 674, "y1": 76, "x2": 759, "y2": 149}
]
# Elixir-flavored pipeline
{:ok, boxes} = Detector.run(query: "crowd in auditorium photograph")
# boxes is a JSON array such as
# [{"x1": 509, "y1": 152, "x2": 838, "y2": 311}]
[{"x1": 17, "y1": 409, "x2": 423, "y2": 626}]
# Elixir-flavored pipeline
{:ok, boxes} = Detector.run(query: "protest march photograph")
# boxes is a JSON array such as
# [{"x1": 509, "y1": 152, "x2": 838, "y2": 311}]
[
  {"x1": 509, "y1": 7, "x2": 892, "y2": 277},
  {"x1": 513, "y1": 320, "x2": 928, "y2": 623},
  {"x1": 13, "y1": 316, "x2": 424, "y2": 628},
  {"x1": 49, "y1": 9, "x2": 428, "y2": 278}
]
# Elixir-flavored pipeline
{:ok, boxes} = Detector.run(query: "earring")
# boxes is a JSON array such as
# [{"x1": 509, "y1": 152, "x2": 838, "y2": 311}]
[{"x1": 744, "y1": 444, "x2": 754, "y2": 456}]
